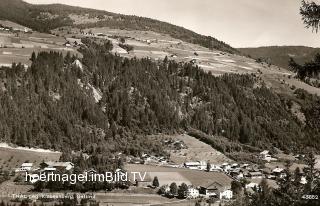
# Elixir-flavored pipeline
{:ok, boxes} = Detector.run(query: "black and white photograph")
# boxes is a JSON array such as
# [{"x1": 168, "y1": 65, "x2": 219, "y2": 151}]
[{"x1": 0, "y1": 0, "x2": 320, "y2": 205}]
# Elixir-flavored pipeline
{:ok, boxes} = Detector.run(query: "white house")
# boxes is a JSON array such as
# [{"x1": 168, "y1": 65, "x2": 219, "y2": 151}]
[
  {"x1": 15, "y1": 163, "x2": 33, "y2": 172},
  {"x1": 200, "y1": 182, "x2": 233, "y2": 199},
  {"x1": 272, "y1": 167, "x2": 286, "y2": 178},
  {"x1": 300, "y1": 176, "x2": 307, "y2": 185},
  {"x1": 186, "y1": 186, "x2": 199, "y2": 199},
  {"x1": 220, "y1": 189, "x2": 233, "y2": 199},
  {"x1": 259, "y1": 150, "x2": 277, "y2": 162},
  {"x1": 245, "y1": 182, "x2": 259, "y2": 189},
  {"x1": 210, "y1": 164, "x2": 223, "y2": 172},
  {"x1": 45, "y1": 161, "x2": 74, "y2": 171},
  {"x1": 184, "y1": 161, "x2": 206, "y2": 170}
]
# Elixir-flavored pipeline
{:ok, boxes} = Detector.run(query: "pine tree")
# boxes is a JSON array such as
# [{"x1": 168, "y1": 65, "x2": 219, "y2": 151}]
[
  {"x1": 152, "y1": 176, "x2": 160, "y2": 188},
  {"x1": 300, "y1": 0, "x2": 320, "y2": 32},
  {"x1": 170, "y1": 182, "x2": 178, "y2": 197}
]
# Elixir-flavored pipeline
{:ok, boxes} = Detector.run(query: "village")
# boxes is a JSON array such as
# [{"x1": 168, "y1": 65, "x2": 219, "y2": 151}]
[{"x1": 0, "y1": 134, "x2": 315, "y2": 205}]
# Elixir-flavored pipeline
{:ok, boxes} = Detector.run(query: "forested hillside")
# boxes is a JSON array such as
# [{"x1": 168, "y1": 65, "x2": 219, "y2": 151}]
[
  {"x1": 1, "y1": 38, "x2": 320, "y2": 162},
  {"x1": 239, "y1": 46, "x2": 320, "y2": 69},
  {"x1": 289, "y1": 53, "x2": 320, "y2": 88},
  {"x1": 0, "y1": 0, "x2": 238, "y2": 53}
]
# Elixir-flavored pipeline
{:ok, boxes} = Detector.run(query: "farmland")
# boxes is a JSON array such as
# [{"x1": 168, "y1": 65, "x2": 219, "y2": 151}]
[
  {"x1": 65, "y1": 27, "x2": 320, "y2": 97},
  {"x1": 0, "y1": 21, "x2": 80, "y2": 68},
  {"x1": 126, "y1": 164, "x2": 232, "y2": 188},
  {"x1": 162, "y1": 134, "x2": 232, "y2": 165},
  {"x1": 0, "y1": 144, "x2": 61, "y2": 171}
]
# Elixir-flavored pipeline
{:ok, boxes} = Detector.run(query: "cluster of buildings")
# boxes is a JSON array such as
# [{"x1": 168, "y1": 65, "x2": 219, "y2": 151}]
[
  {"x1": 160, "y1": 182, "x2": 233, "y2": 200},
  {"x1": 15, "y1": 161, "x2": 74, "y2": 173},
  {"x1": 127, "y1": 153, "x2": 168, "y2": 165},
  {"x1": 0, "y1": 25, "x2": 31, "y2": 33}
]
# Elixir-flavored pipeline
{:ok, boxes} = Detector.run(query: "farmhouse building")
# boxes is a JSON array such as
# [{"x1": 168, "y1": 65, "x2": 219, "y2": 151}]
[
  {"x1": 186, "y1": 186, "x2": 199, "y2": 199},
  {"x1": 247, "y1": 171, "x2": 263, "y2": 179},
  {"x1": 272, "y1": 167, "x2": 286, "y2": 178},
  {"x1": 15, "y1": 163, "x2": 33, "y2": 172},
  {"x1": 184, "y1": 161, "x2": 206, "y2": 170},
  {"x1": 43, "y1": 161, "x2": 74, "y2": 171},
  {"x1": 199, "y1": 182, "x2": 233, "y2": 199},
  {"x1": 259, "y1": 150, "x2": 277, "y2": 162}
]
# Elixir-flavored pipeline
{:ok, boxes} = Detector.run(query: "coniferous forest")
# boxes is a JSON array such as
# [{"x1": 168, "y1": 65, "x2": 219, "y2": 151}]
[{"x1": 0, "y1": 38, "x2": 320, "y2": 164}]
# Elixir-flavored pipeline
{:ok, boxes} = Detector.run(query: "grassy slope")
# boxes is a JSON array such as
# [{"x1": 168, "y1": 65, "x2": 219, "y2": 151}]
[{"x1": 0, "y1": 0, "x2": 238, "y2": 54}]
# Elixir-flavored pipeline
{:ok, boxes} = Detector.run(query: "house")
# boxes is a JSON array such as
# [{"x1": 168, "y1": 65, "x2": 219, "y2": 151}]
[
  {"x1": 300, "y1": 176, "x2": 307, "y2": 185},
  {"x1": 260, "y1": 150, "x2": 271, "y2": 159},
  {"x1": 15, "y1": 163, "x2": 33, "y2": 172},
  {"x1": 220, "y1": 189, "x2": 233, "y2": 199},
  {"x1": 64, "y1": 42, "x2": 71, "y2": 47},
  {"x1": 272, "y1": 167, "x2": 286, "y2": 178},
  {"x1": 259, "y1": 150, "x2": 277, "y2": 162},
  {"x1": 247, "y1": 171, "x2": 263, "y2": 179},
  {"x1": 43, "y1": 166, "x2": 56, "y2": 172},
  {"x1": 245, "y1": 182, "x2": 259, "y2": 189},
  {"x1": 184, "y1": 161, "x2": 206, "y2": 170},
  {"x1": 43, "y1": 161, "x2": 74, "y2": 171},
  {"x1": 221, "y1": 163, "x2": 232, "y2": 172},
  {"x1": 186, "y1": 186, "x2": 199, "y2": 199},
  {"x1": 209, "y1": 164, "x2": 223, "y2": 172},
  {"x1": 245, "y1": 182, "x2": 260, "y2": 194},
  {"x1": 199, "y1": 182, "x2": 233, "y2": 199}
]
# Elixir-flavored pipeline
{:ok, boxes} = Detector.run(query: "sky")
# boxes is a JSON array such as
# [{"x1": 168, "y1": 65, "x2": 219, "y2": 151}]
[{"x1": 24, "y1": 0, "x2": 320, "y2": 48}]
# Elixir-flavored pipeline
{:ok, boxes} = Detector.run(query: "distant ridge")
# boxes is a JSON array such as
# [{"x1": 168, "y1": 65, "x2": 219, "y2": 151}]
[
  {"x1": 239, "y1": 46, "x2": 320, "y2": 69},
  {"x1": 0, "y1": 0, "x2": 239, "y2": 54}
]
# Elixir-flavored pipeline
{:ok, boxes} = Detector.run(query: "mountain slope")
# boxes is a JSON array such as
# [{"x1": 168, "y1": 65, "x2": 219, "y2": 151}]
[
  {"x1": 1, "y1": 39, "x2": 320, "y2": 159},
  {"x1": 239, "y1": 46, "x2": 320, "y2": 69},
  {"x1": 0, "y1": 0, "x2": 238, "y2": 54}
]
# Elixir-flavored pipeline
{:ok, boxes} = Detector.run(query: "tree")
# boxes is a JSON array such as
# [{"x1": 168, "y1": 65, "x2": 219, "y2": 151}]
[
  {"x1": 304, "y1": 152, "x2": 316, "y2": 193},
  {"x1": 250, "y1": 179, "x2": 274, "y2": 206},
  {"x1": 178, "y1": 183, "x2": 188, "y2": 199},
  {"x1": 231, "y1": 180, "x2": 243, "y2": 197},
  {"x1": 120, "y1": 37, "x2": 126, "y2": 44},
  {"x1": 300, "y1": 0, "x2": 320, "y2": 32},
  {"x1": 206, "y1": 162, "x2": 211, "y2": 172},
  {"x1": 158, "y1": 184, "x2": 168, "y2": 195},
  {"x1": 152, "y1": 176, "x2": 160, "y2": 188},
  {"x1": 170, "y1": 182, "x2": 178, "y2": 197},
  {"x1": 30, "y1": 51, "x2": 36, "y2": 62}
]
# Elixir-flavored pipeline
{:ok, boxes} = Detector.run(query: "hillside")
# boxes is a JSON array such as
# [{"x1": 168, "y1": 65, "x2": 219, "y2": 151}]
[
  {"x1": 239, "y1": 46, "x2": 320, "y2": 69},
  {"x1": 1, "y1": 38, "x2": 320, "y2": 167},
  {"x1": 0, "y1": 0, "x2": 238, "y2": 54}
]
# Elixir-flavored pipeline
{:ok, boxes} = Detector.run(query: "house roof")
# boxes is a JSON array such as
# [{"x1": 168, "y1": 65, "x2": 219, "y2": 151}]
[
  {"x1": 249, "y1": 171, "x2": 263, "y2": 176},
  {"x1": 260, "y1": 150, "x2": 269, "y2": 155},
  {"x1": 21, "y1": 163, "x2": 33, "y2": 167},
  {"x1": 185, "y1": 162, "x2": 201, "y2": 166},
  {"x1": 202, "y1": 182, "x2": 223, "y2": 190},
  {"x1": 272, "y1": 168, "x2": 284, "y2": 173},
  {"x1": 45, "y1": 161, "x2": 73, "y2": 167}
]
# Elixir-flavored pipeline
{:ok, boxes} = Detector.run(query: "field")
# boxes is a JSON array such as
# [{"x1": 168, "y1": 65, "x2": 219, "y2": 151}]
[
  {"x1": 0, "y1": 30, "x2": 80, "y2": 67},
  {"x1": 0, "y1": 144, "x2": 61, "y2": 171},
  {"x1": 126, "y1": 164, "x2": 232, "y2": 188},
  {"x1": 163, "y1": 134, "x2": 232, "y2": 165}
]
